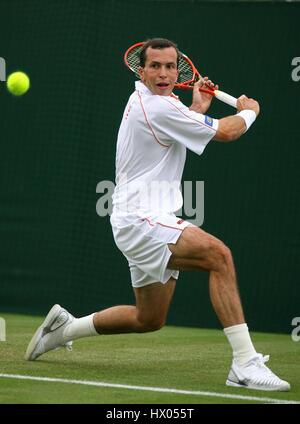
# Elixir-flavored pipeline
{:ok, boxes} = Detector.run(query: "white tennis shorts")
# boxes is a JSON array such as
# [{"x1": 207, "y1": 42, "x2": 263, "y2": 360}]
[{"x1": 110, "y1": 212, "x2": 194, "y2": 288}]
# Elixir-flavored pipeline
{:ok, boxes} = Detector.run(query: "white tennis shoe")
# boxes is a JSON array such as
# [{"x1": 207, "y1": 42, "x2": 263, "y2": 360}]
[
  {"x1": 25, "y1": 304, "x2": 74, "y2": 361},
  {"x1": 226, "y1": 353, "x2": 290, "y2": 391}
]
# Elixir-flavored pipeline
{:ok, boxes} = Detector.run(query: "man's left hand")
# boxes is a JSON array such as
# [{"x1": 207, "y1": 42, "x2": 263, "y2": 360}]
[{"x1": 189, "y1": 77, "x2": 219, "y2": 114}]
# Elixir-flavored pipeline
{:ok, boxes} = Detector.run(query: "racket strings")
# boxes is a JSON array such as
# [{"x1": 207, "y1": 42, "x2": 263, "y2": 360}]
[
  {"x1": 126, "y1": 46, "x2": 143, "y2": 77},
  {"x1": 177, "y1": 57, "x2": 195, "y2": 84}
]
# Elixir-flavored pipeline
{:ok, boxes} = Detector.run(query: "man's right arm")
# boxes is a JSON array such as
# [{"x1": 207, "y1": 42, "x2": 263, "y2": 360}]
[{"x1": 213, "y1": 95, "x2": 260, "y2": 142}]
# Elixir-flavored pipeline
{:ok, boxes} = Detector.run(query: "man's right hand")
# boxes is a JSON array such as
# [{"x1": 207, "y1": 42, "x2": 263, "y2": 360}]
[
  {"x1": 213, "y1": 94, "x2": 260, "y2": 142},
  {"x1": 237, "y1": 95, "x2": 260, "y2": 116}
]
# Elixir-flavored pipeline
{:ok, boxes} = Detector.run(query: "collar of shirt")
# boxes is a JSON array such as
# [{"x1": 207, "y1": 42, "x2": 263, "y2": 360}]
[{"x1": 135, "y1": 80, "x2": 153, "y2": 95}]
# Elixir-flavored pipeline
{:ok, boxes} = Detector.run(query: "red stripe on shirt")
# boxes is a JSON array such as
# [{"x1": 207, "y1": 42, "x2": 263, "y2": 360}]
[
  {"x1": 142, "y1": 217, "x2": 184, "y2": 231},
  {"x1": 160, "y1": 96, "x2": 217, "y2": 132},
  {"x1": 137, "y1": 91, "x2": 170, "y2": 148}
]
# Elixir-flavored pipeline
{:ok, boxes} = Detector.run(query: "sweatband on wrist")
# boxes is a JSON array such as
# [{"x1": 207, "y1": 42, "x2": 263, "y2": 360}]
[{"x1": 236, "y1": 110, "x2": 257, "y2": 131}]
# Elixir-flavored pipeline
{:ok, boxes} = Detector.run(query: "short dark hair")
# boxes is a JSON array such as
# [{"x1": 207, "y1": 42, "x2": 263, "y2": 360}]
[{"x1": 139, "y1": 38, "x2": 180, "y2": 68}]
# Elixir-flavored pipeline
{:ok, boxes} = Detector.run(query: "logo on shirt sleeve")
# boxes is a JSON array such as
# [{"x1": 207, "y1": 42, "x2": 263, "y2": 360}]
[{"x1": 204, "y1": 115, "x2": 213, "y2": 127}]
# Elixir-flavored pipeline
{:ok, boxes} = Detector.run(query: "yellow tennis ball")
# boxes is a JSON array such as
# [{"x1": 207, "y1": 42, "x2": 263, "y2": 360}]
[{"x1": 7, "y1": 71, "x2": 30, "y2": 96}]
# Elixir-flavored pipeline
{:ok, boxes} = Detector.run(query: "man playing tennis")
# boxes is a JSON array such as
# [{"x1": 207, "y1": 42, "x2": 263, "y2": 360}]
[{"x1": 25, "y1": 38, "x2": 290, "y2": 392}]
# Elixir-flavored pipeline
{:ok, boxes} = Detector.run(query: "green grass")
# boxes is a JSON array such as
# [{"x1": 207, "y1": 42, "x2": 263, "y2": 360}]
[{"x1": 0, "y1": 313, "x2": 299, "y2": 404}]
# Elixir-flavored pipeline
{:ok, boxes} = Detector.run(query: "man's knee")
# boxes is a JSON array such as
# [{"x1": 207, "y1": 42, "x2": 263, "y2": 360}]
[
  {"x1": 190, "y1": 235, "x2": 233, "y2": 272},
  {"x1": 208, "y1": 239, "x2": 233, "y2": 271},
  {"x1": 137, "y1": 315, "x2": 166, "y2": 333}
]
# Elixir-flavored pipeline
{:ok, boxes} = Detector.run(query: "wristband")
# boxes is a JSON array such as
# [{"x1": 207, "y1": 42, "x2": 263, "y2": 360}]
[{"x1": 236, "y1": 110, "x2": 257, "y2": 132}]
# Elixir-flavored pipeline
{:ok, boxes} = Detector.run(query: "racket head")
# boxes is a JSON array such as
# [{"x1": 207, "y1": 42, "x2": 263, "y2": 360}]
[
  {"x1": 176, "y1": 52, "x2": 201, "y2": 87},
  {"x1": 124, "y1": 42, "x2": 201, "y2": 88},
  {"x1": 175, "y1": 54, "x2": 216, "y2": 95}
]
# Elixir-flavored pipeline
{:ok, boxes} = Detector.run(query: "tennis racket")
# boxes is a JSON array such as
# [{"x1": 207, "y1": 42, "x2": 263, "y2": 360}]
[{"x1": 124, "y1": 42, "x2": 237, "y2": 108}]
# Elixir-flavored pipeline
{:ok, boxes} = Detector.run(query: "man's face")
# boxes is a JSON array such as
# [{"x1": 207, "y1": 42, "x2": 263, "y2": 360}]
[{"x1": 139, "y1": 47, "x2": 179, "y2": 96}]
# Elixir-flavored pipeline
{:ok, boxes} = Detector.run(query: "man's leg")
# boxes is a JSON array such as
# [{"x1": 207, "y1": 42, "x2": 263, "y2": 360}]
[
  {"x1": 25, "y1": 278, "x2": 176, "y2": 360},
  {"x1": 167, "y1": 225, "x2": 256, "y2": 363},
  {"x1": 167, "y1": 225, "x2": 290, "y2": 391},
  {"x1": 167, "y1": 226, "x2": 244, "y2": 328},
  {"x1": 92, "y1": 278, "x2": 176, "y2": 334}
]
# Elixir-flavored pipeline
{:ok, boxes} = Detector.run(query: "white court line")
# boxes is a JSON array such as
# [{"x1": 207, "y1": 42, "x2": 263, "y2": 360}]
[{"x1": 0, "y1": 373, "x2": 299, "y2": 404}]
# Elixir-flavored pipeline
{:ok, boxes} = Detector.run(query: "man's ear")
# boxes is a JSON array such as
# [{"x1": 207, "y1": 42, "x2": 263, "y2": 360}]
[{"x1": 138, "y1": 67, "x2": 144, "y2": 82}]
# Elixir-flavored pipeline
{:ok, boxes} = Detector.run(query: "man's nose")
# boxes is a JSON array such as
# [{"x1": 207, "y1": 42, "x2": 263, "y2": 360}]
[{"x1": 159, "y1": 66, "x2": 167, "y2": 77}]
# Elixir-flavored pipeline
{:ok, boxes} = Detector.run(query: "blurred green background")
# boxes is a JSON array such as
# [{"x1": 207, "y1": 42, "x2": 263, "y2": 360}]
[{"x1": 0, "y1": 0, "x2": 299, "y2": 333}]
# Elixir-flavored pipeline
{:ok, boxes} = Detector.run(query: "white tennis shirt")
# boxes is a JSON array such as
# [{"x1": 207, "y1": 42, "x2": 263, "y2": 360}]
[{"x1": 111, "y1": 81, "x2": 219, "y2": 218}]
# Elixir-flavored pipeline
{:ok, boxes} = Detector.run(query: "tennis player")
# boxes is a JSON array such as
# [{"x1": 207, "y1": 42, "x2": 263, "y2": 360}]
[{"x1": 25, "y1": 38, "x2": 290, "y2": 392}]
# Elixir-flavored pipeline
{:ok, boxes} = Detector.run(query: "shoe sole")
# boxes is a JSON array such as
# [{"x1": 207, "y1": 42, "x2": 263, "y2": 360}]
[
  {"x1": 24, "y1": 304, "x2": 62, "y2": 361},
  {"x1": 226, "y1": 379, "x2": 291, "y2": 392}
]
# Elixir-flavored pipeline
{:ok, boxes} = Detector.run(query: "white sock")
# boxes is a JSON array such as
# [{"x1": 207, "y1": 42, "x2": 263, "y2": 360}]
[
  {"x1": 224, "y1": 323, "x2": 257, "y2": 366},
  {"x1": 63, "y1": 313, "x2": 98, "y2": 342}
]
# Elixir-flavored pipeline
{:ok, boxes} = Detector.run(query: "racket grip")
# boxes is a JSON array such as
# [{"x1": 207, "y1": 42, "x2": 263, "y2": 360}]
[{"x1": 214, "y1": 90, "x2": 237, "y2": 108}]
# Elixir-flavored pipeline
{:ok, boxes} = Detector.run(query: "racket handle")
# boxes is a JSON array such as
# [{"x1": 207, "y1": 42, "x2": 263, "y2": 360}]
[{"x1": 214, "y1": 90, "x2": 237, "y2": 108}]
